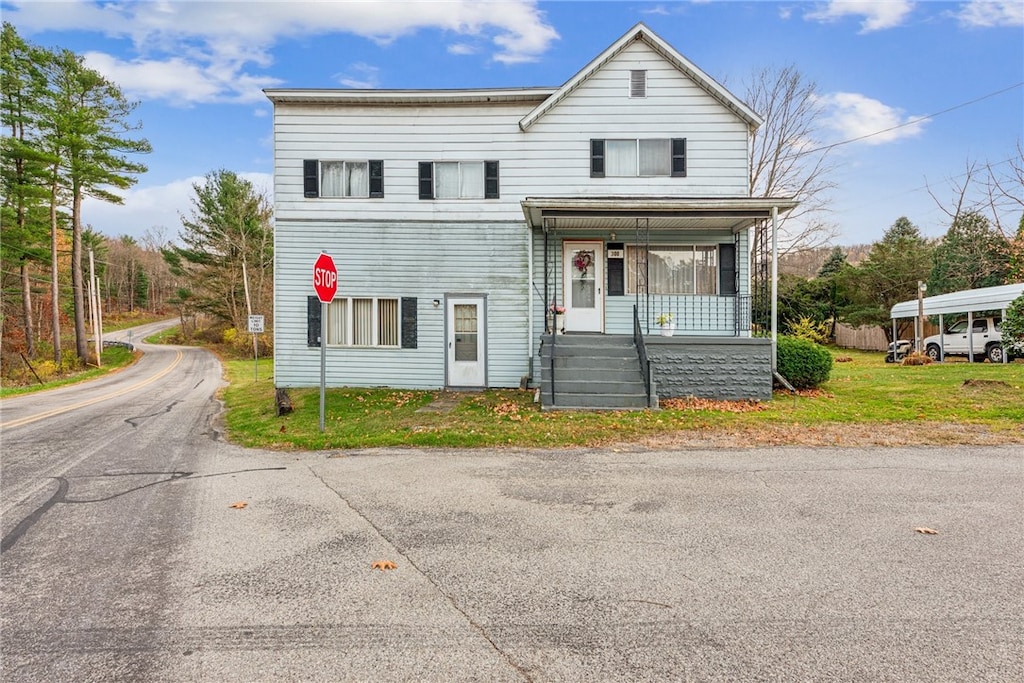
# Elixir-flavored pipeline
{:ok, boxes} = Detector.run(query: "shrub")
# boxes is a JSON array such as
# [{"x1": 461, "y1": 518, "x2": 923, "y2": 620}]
[
  {"x1": 777, "y1": 335, "x2": 833, "y2": 389},
  {"x1": 787, "y1": 317, "x2": 831, "y2": 345},
  {"x1": 1002, "y1": 293, "x2": 1024, "y2": 357}
]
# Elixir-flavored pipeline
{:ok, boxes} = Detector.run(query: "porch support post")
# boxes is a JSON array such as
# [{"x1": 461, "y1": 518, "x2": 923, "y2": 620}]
[
  {"x1": 543, "y1": 218, "x2": 549, "y2": 329},
  {"x1": 527, "y1": 224, "x2": 534, "y2": 360},
  {"x1": 771, "y1": 205, "x2": 779, "y2": 371}
]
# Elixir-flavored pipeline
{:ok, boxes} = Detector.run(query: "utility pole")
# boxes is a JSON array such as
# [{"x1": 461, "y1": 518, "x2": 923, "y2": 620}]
[{"x1": 89, "y1": 249, "x2": 102, "y2": 367}]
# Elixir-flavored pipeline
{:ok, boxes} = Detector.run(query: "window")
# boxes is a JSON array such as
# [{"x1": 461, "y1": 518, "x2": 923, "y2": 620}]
[
  {"x1": 627, "y1": 245, "x2": 718, "y2": 295},
  {"x1": 591, "y1": 139, "x2": 685, "y2": 177},
  {"x1": 419, "y1": 160, "x2": 499, "y2": 199},
  {"x1": 325, "y1": 297, "x2": 399, "y2": 346},
  {"x1": 303, "y1": 159, "x2": 383, "y2": 198},
  {"x1": 629, "y1": 70, "x2": 647, "y2": 98}
]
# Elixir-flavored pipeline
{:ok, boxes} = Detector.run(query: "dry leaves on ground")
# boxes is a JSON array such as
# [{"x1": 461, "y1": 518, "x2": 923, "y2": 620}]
[
  {"x1": 493, "y1": 401, "x2": 524, "y2": 421},
  {"x1": 228, "y1": 501, "x2": 248, "y2": 509},
  {"x1": 915, "y1": 527, "x2": 939, "y2": 535},
  {"x1": 660, "y1": 397, "x2": 767, "y2": 413},
  {"x1": 372, "y1": 560, "x2": 398, "y2": 571}
]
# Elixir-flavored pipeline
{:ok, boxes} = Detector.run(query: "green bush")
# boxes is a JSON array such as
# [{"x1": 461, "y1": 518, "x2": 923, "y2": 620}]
[
  {"x1": 777, "y1": 335, "x2": 833, "y2": 389},
  {"x1": 1002, "y1": 293, "x2": 1024, "y2": 357},
  {"x1": 787, "y1": 317, "x2": 831, "y2": 345}
]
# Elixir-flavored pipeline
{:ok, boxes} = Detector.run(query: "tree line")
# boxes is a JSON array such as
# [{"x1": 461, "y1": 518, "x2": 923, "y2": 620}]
[{"x1": 1, "y1": 22, "x2": 150, "y2": 365}]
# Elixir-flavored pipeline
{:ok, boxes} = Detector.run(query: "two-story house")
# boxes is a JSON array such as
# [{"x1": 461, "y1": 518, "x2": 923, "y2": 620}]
[{"x1": 266, "y1": 23, "x2": 796, "y2": 408}]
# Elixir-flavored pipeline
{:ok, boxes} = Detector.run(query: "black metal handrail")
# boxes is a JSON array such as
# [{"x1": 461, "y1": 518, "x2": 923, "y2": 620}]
[{"x1": 633, "y1": 304, "x2": 651, "y2": 407}]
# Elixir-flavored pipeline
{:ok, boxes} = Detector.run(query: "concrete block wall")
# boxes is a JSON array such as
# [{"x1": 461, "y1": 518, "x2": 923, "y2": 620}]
[{"x1": 645, "y1": 337, "x2": 772, "y2": 401}]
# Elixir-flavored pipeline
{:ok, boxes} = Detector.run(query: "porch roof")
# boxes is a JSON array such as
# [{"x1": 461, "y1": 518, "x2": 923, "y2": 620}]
[{"x1": 520, "y1": 196, "x2": 799, "y2": 233}]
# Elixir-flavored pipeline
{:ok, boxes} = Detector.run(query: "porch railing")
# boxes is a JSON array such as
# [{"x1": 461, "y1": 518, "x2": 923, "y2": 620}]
[
  {"x1": 646, "y1": 295, "x2": 751, "y2": 335},
  {"x1": 633, "y1": 305, "x2": 652, "y2": 407}
]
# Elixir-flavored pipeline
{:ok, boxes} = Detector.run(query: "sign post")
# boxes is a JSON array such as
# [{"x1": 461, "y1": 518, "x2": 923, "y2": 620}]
[
  {"x1": 313, "y1": 253, "x2": 338, "y2": 432},
  {"x1": 247, "y1": 314, "x2": 265, "y2": 381}
]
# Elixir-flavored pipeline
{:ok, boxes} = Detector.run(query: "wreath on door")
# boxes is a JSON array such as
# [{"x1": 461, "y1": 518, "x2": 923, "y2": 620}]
[{"x1": 574, "y1": 251, "x2": 593, "y2": 278}]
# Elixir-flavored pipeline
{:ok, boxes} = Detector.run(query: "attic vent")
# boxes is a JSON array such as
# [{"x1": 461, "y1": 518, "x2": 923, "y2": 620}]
[{"x1": 629, "y1": 70, "x2": 647, "y2": 98}]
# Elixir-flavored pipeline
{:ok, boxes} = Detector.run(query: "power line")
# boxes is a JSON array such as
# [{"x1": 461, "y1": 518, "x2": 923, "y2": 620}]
[{"x1": 799, "y1": 81, "x2": 1024, "y2": 158}]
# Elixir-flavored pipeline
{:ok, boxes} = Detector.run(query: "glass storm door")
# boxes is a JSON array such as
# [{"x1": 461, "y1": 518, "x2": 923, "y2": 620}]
[
  {"x1": 562, "y1": 241, "x2": 603, "y2": 332},
  {"x1": 446, "y1": 296, "x2": 485, "y2": 387}
]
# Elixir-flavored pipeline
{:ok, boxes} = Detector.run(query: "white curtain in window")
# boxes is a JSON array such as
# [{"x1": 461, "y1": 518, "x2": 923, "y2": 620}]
[
  {"x1": 378, "y1": 299, "x2": 399, "y2": 347},
  {"x1": 345, "y1": 162, "x2": 368, "y2": 197},
  {"x1": 320, "y1": 161, "x2": 345, "y2": 197},
  {"x1": 627, "y1": 246, "x2": 700, "y2": 294},
  {"x1": 460, "y1": 162, "x2": 484, "y2": 198},
  {"x1": 606, "y1": 140, "x2": 637, "y2": 177},
  {"x1": 326, "y1": 299, "x2": 347, "y2": 345},
  {"x1": 638, "y1": 139, "x2": 670, "y2": 176},
  {"x1": 434, "y1": 162, "x2": 459, "y2": 199},
  {"x1": 695, "y1": 247, "x2": 718, "y2": 295},
  {"x1": 352, "y1": 298, "x2": 374, "y2": 345}
]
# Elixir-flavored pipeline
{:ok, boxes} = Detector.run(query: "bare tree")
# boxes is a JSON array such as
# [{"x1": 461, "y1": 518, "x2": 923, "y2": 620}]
[{"x1": 744, "y1": 65, "x2": 838, "y2": 255}]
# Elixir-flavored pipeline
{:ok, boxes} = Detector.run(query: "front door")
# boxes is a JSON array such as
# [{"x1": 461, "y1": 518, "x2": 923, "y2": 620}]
[
  {"x1": 562, "y1": 241, "x2": 603, "y2": 332},
  {"x1": 446, "y1": 296, "x2": 486, "y2": 387}
]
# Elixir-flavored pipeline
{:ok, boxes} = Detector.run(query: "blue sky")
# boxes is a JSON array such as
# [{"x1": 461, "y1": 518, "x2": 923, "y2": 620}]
[{"x1": 4, "y1": 0, "x2": 1022, "y2": 246}]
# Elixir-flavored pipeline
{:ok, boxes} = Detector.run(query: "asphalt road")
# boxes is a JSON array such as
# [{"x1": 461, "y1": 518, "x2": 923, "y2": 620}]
[{"x1": 1, "y1": 331, "x2": 1021, "y2": 681}]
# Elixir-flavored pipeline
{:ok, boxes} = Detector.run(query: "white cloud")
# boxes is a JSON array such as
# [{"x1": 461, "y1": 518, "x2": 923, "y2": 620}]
[
  {"x1": 82, "y1": 173, "x2": 274, "y2": 241},
  {"x1": 817, "y1": 92, "x2": 928, "y2": 145},
  {"x1": 6, "y1": 0, "x2": 559, "y2": 102},
  {"x1": 335, "y1": 63, "x2": 381, "y2": 89},
  {"x1": 448, "y1": 43, "x2": 479, "y2": 56},
  {"x1": 955, "y1": 0, "x2": 1024, "y2": 27},
  {"x1": 805, "y1": 1, "x2": 915, "y2": 32}
]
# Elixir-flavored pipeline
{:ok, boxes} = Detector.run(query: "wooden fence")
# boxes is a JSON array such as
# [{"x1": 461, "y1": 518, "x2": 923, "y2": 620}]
[{"x1": 835, "y1": 322, "x2": 939, "y2": 351}]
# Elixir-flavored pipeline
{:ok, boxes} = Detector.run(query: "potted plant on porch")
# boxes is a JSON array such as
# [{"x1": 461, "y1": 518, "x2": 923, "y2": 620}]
[
  {"x1": 549, "y1": 304, "x2": 566, "y2": 335},
  {"x1": 656, "y1": 312, "x2": 675, "y2": 337}
]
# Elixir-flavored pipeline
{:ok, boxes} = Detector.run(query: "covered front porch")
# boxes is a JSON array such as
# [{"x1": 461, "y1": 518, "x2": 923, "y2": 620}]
[{"x1": 521, "y1": 196, "x2": 796, "y2": 409}]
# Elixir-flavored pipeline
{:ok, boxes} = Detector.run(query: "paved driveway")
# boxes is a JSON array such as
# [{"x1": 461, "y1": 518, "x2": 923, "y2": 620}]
[{"x1": 168, "y1": 444, "x2": 1022, "y2": 681}]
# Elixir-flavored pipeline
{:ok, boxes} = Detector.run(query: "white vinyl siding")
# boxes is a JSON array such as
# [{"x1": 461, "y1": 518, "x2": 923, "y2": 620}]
[{"x1": 326, "y1": 296, "x2": 399, "y2": 347}]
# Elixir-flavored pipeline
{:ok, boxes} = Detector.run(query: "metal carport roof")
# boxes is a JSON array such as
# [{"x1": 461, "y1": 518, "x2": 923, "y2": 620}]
[{"x1": 890, "y1": 283, "x2": 1024, "y2": 319}]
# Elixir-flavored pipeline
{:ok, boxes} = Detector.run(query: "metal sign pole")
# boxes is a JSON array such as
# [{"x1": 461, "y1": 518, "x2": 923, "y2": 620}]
[{"x1": 319, "y1": 301, "x2": 327, "y2": 433}]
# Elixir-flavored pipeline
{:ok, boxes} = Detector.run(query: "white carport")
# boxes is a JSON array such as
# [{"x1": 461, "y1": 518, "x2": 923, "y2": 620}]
[{"x1": 890, "y1": 283, "x2": 1024, "y2": 364}]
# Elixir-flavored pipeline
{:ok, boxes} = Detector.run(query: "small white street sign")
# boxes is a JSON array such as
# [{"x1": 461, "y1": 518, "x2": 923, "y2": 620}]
[{"x1": 247, "y1": 315, "x2": 265, "y2": 334}]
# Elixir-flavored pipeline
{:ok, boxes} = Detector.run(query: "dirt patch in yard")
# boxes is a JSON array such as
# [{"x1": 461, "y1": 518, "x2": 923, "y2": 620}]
[{"x1": 628, "y1": 421, "x2": 1024, "y2": 449}]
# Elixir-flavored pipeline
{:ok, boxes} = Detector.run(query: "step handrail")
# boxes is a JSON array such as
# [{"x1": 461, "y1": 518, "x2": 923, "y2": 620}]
[{"x1": 633, "y1": 305, "x2": 652, "y2": 407}]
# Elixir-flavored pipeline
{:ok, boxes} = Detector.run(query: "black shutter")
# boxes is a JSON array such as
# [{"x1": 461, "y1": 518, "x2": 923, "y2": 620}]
[
  {"x1": 369, "y1": 160, "x2": 384, "y2": 198},
  {"x1": 719, "y1": 243, "x2": 736, "y2": 296},
  {"x1": 418, "y1": 162, "x2": 434, "y2": 199},
  {"x1": 590, "y1": 139, "x2": 605, "y2": 177},
  {"x1": 607, "y1": 242, "x2": 625, "y2": 296},
  {"x1": 307, "y1": 296, "x2": 322, "y2": 347},
  {"x1": 484, "y1": 160, "x2": 499, "y2": 199},
  {"x1": 401, "y1": 297, "x2": 417, "y2": 349},
  {"x1": 671, "y1": 138, "x2": 687, "y2": 177},
  {"x1": 303, "y1": 160, "x2": 319, "y2": 197}
]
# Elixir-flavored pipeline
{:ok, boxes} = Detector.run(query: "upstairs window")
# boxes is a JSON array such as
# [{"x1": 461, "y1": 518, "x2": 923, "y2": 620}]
[
  {"x1": 304, "y1": 159, "x2": 383, "y2": 198},
  {"x1": 590, "y1": 139, "x2": 686, "y2": 178},
  {"x1": 629, "y1": 70, "x2": 647, "y2": 98},
  {"x1": 419, "y1": 161, "x2": 499, "y2": 199}
]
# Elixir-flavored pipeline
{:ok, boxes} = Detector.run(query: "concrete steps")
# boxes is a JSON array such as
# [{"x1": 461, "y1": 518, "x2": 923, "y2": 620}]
[{"x1": 538, "y1": 334, "x2": 652, "y2": 410}]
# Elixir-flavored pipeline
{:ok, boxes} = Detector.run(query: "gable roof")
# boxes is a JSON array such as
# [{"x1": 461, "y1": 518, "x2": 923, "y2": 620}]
[{"x1": 519, "y1": 23, "x2": 762, "y2": 132}]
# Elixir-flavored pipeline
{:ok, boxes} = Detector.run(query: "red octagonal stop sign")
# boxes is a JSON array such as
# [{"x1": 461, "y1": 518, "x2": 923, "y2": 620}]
[{"x1": 312, "y1": 252, "x2": 338, "y2": 303}]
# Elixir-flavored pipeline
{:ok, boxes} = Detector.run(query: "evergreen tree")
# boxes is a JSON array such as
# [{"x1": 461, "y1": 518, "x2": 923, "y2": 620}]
[
  {"x1": 928, "y1": 210, "x2": 1009, "y2": 294},
  {"x1": 837, "y1": 217, "x2": 933, "y2": 339}
]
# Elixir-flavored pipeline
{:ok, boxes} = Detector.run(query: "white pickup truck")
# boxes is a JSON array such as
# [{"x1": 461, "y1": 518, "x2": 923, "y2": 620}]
[{"x1": 923, "y1": 316, "x2": 1008, "y2": 362}]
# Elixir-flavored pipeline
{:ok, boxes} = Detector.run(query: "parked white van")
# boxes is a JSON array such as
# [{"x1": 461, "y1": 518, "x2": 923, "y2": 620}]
[{"x1": 923, "y1": 316, "x2": 1006, "y2": 362}]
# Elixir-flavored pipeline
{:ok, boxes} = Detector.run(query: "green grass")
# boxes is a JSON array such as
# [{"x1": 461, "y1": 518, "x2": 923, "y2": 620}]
[
  {"x1": 0, "y1": 345, "x2": 137, "y2": 399},
  {"x1": 220, "y1": 350, "x2": 1024, "y2": 450}
]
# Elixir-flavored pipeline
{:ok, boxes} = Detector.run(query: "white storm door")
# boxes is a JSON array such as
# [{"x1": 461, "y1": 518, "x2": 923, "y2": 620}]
[
  {"x1": 446, "y1": 296, "x2": 485, "y2": 387},
  {"x1": 563, "y1": 241, "x2": 603, "y2": 332}
]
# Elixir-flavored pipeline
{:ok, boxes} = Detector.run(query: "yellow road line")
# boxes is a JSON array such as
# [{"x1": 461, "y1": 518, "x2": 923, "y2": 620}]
[{"x1": 1, "y1": 350, "x2": 184, "y2": 430}]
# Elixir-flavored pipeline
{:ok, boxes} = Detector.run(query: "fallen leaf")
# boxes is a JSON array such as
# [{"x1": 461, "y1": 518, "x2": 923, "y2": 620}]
[
  {"x1": 372, "y1": 559, "x2": 397, "y2": 571},
  {"x1": 228, "y1": 501, "x2": 248, "y2": 509},
  {"x1": 280, "y1": 424, "x2": 286, "y2": 433},
  {"x1": 914, "y1": 527, "x2": 938, "y2": 535}
]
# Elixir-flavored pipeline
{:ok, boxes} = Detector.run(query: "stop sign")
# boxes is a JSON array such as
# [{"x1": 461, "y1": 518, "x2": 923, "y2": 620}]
[{"x1": 313, "y1": 252, "x2": 338, "y2": 303}]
